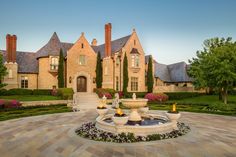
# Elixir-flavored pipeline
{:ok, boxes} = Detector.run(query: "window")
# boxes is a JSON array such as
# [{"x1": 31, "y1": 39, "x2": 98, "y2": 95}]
[
  {"x1": 81, "y1": 43, "x2": 84, "y2": 49},
  {"x1": 79, "y1": 55, "x2": 86, "y2": 65},
  {"x1": 116, "y1": 76, "x2": 119, "y2": 91},
  {"x1": 131, "y1": 77, "x2": 138, "y2": 91},
  {"x1": 131, "y1": 55, "x2": 139, "y2": 68},
  {"x1": 50, "y1": 57, "x2": 59, "y2": 70},
  {"x1": 21, "y1": 76, "x2": 28, "y2": 88},
  {"x1": 116, "y1": 57, "x2": 120, "y2": 66},
  {"x1": 134, "y1": 40, "x2": 136, "y2": 45}
]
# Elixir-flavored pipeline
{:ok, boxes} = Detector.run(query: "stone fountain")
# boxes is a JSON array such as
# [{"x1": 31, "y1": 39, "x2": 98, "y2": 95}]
[
  {"x1": 95, "y1": 93, "x2": 181, "y2": 136},
  {"x1": 121, "y1": 93, "x2": 148, "y2": 124}
]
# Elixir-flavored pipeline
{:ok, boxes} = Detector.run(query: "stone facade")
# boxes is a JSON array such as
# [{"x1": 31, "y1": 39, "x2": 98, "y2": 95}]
[{"x1": 1, "y1": 23, "x2": 195, "y2": 93}]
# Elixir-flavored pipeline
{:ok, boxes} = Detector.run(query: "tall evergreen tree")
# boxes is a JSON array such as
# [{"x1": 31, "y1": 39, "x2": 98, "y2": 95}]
[
  {"x1": 58, "y1": 49, "x2": 64, "y2": 88},
  {"x1": 147, "y1": 55, "x2": 154, "y2": 93},
  {"x1": 123, "y1": 52, "x2": 129, "y2": 95},
  {"x1": 0, "y1": 53, "x2": 7, "y2": 88},
  {"x1": 95, "y1": 51, "x2": 102, "y2": 88}
]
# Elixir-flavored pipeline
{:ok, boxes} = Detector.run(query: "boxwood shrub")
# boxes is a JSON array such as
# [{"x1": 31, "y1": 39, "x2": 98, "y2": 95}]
[
  {"x1": 7, "y1": 88, "x2": 33, "y2": 95},
  {"x1": 164, "y1": 92, "x2": 203, "y2": 100},
  {"x1": 32, "y1": 89, "x2": 52, "y2": 95},
  {"x1": 57, "y1": 88, "x2": 74, "y2": 100}
]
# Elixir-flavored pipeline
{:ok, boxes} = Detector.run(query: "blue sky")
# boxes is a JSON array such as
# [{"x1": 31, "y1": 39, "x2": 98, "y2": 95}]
[{"x1": 0, "y1": 0, "x2": 236, "y2": 64}]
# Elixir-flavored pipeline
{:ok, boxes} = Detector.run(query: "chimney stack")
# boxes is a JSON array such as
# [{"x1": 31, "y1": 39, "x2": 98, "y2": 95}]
[
  {"x1": 105, "y1": 23, "x2": 112, "y2": 57},
  {"x1": 6, "y1": 34, "x2": 17, "y2": 63},
  {"x1": 91, "y1": 38, "x2": 97, "y2": 46}
]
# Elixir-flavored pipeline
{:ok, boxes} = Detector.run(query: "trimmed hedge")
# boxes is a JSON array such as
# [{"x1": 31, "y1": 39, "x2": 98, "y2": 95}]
[
  {"x1": 57, "y1": 88, "x2": 73, "y2": 100},
  {"x1": 0, "y1": 88, "x2": 52, "y2": 96},
  {"x1": 32, "y1": 89, "x2": 52, "y2": 95},
  {"x1": 164, "y1": 92, "x2": 204, "y2": 100}
]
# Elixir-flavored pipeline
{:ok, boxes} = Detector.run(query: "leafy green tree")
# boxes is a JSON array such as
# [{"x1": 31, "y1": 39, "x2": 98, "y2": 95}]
[
  {"x1": 0, "y1": 53, "x2": 7, "y2": 88},
  {"x1": 123, "y1": 52, "x2": 129, "y2": 96},
  {"x1": 147, "y1": 56, "x2": 154, "y2": 93},
  {"x1": 95, "y1": 51, "x2": 103, "y2": 88},
  {"x1": 188, "y1": 37, "x2": 236, "y2": 104},
  {"x1": 58, "y1": 49, "x2": 64, "y2": 88}
]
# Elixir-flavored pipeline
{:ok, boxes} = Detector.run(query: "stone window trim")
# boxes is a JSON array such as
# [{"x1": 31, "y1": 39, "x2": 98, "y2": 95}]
[
  {"x1": 49, "y1": 56, "x2": 59, "y2": 71},
  {"x1": 79, "y1": 55, "x2": 87, "y2": 65},
  {"x1": 131, "y1": 77, "x2": 138, "y2": 91},
  {"x1": 131, "y1": 54, "x2": 140, "y2": 68},
  {"x1": 21, "y1": 76, "x2": 28, "y2": 89}
]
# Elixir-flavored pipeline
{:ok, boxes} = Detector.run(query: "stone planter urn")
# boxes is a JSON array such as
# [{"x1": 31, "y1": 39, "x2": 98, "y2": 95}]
[
  {"x1": 96, "y1": 108, "x2": 108, "y2": 117},
  {"x1": 112, "y1": 116, "x2": 129, "y2": 126},
  {"x1": 165, "y1": 112, "x2": 181, "y2": 122},
  {"x1": 139, "y1": 106, "x2": 149, "y2": 114}
]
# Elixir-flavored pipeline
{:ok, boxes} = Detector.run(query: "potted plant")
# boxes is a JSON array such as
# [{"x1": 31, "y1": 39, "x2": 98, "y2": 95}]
[
  {"x1": 112, "y1": 108, "x2": 128, "y2": 126},
  {"x1": 165, "y1": 103, "x2": 181, "y2": 122}
]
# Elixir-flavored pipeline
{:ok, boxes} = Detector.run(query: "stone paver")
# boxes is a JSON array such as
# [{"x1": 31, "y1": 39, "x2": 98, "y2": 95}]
[{"x1": 0, "y1": 110, "x2": 236, "y2": 157}]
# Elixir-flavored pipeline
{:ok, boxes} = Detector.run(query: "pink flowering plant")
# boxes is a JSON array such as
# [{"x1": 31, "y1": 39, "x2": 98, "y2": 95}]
[{"x1": 144, "y1": 93, "x2": 169, "y2": 102}]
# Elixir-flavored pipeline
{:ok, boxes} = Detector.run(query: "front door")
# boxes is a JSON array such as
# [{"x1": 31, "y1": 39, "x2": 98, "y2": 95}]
[{"x1": 77, "y1": 76, "x2": 87, "y2": 92}]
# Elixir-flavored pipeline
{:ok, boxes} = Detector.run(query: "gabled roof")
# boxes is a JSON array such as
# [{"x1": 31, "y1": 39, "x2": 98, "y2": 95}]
[
  {"x1": 0, "y1": 50, "x2": 38, "y2": 73},
  {"x1": 36, "y1": 32, "x2": 73, "y2": 58},
  {"x1": 92, "y1": 35, "x2": 131, "y2": 58},
  {"x1": 154, "y1": 61, "x2": 192, "y2": 83}
]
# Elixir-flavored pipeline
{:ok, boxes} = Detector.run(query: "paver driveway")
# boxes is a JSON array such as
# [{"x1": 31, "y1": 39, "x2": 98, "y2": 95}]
[{"x1": 0, "y1": 110, "x2": 235, "y2": 157}]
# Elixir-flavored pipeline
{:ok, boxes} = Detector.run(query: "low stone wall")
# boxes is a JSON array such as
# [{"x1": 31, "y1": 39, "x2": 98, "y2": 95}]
[
  {"x1": 21, "y1": 100, "x2": 72, "y2": 107},
  {"x1": 154, "y1": 85, "x2": 204, "y2": 93}
]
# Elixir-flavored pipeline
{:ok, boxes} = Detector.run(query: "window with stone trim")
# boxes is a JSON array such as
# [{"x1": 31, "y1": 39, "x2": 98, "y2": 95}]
[
  {"x1": 131, "y1": 54, "x2": 139, "y2": 68},
  {"x1": 50, "y1": 57, "x2": 59, "y2": 70},
  {"x1": 131, "y1": 77, "x2": 138, "y2": 91},
  {"x1": 79, "y1": 55, "x2": 86, "y2": 65},
  {"x1": 21, "y1": 76, "x2": 28, "y2": 88}
]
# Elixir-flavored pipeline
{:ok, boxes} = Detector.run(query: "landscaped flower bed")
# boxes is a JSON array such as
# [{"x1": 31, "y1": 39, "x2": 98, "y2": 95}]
[
  {"x1": 75, "y1": 122, "x2": 190, "y2": 143},
  {"x1": 0, "y1": 99, "x2": 21, "y2": 109},
  {"x1": 144, "y1": 93, "x2": 169, "y2": 102}
]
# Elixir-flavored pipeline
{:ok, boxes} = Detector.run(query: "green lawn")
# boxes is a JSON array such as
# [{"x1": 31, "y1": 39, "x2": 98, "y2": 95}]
[
  {"x1": 148, "y1": 95, "x2": 236, "y2": 116},
  {"x1": 0, "y1": 104, "x2": 72, "y2": 121},
  {"x1": 0, "y1": 95, "x2": 61, "y2": 101}
]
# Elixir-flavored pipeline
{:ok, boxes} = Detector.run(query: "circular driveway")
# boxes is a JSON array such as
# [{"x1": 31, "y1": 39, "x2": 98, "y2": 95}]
[{"x1": 0, "y1": 110, "x2": 235, "y2": 157}]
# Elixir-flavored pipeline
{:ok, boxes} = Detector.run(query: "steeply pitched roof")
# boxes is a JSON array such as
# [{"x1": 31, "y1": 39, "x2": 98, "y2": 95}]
[
  {"x1": 36, "y1": 32, "x2": 73, "y2": 58},
  {"x1": 154, "y1": 61, "x2": 192, "y2": 83},
  {"x1": 0, "y1": 50, "x2": 38, "y2": 73},
  {"x1": 92, "y1": 35, "x2": 131, "y2": 58}
]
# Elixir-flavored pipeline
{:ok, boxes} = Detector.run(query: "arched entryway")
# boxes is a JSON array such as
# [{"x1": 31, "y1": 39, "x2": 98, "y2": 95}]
[{"x1": 77, "y1": 76, "x2": 87, "y2": 92}]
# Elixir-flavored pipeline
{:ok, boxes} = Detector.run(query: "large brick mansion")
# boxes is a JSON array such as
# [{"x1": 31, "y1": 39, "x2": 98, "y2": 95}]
[{"x1": 0, "y1": 23, "x2": 194, "y2": 93}]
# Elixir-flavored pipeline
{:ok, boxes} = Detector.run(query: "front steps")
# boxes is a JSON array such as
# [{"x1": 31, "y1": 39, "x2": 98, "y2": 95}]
[{"x1": 76, "y1": 93, "x2": 100, "y2": 110}]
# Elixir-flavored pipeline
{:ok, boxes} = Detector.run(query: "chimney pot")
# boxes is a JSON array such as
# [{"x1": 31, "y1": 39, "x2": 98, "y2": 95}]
[{"x1": 91, "y1": 38, "x2": 97, "y2": 46}]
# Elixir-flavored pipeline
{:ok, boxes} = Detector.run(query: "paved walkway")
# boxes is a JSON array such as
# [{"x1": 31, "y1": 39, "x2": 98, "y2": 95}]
[{"x1": 0, "y1": 110, "x2": 236, "y2": 157}]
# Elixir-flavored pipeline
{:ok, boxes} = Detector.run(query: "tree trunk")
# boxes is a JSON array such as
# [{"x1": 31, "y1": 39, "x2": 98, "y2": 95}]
[{"x1": 223, "y1": 88, "x2": 228, "y2": 104}]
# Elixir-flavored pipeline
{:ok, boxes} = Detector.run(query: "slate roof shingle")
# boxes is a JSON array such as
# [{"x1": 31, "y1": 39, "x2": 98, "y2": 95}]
[
  {"x1": 154, "y1": 61, "x2": 192, "y2": 83},
  {"x1": 0, "y1": 50, "x2": 38, "y2": 73}
]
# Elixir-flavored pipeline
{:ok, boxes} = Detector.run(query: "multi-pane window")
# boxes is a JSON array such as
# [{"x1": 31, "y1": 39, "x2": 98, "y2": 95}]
[
  {"x1": 131, "y1": 77, "x2": 138, "y2": 91},
  {"x1": 116, "y1": 76, "x2": 119, "y2": 91},
  {"x1": 21, "y1": 76, "x2": 28, "y2": 88},
  {"x1": 79, "y1": 55, "x2": 86, "y2": 65},
  {"x1": 50, "y1": 57, "x2": 59, "y2": 70},
  {"x1": 131, "y1": 55, "x2": 139, "y2": 68}
]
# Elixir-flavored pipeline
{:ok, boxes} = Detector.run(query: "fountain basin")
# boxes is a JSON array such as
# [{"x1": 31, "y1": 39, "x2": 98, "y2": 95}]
[
  {"x1": 121, "y1": 98, "x2": 148, "y2": 108},
  {"x1": 96, "y1": 108, "x2": 108, "y2": 117},
  {"x1": 96, "y1": 114, "x2": 177, "y2": 136},
  {"x1": 112, "y1": 116, "x2": 129, "y2": 126}
]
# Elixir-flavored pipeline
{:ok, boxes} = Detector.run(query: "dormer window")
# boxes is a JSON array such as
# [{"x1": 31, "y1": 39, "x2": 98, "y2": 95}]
[
  {"x1": 50, "y1": 57, "x2": 59, "y2": 70},
  {"x1": 131, "y1": 54, "x2": 139, "y2": 68}
]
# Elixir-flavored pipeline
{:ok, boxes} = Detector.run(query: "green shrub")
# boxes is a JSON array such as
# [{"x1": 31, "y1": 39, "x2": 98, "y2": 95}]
[
  {"x1": 57, "y1": 88, "x2": 73, "y2": 100},
  {"x1": 7, "y1": 88, "x2": 33, "y2": 95},
  {"x1": 32, "y1": 89, "x2": 52, "y2": 95},
  {"x1": 94, "y1": 88, "x2": 117, "y2": 98},
  {"x1": 164, "y1": 92, "x2": 203, "y2": 100},
  {"x1": 0, "y1": 89, "x2": 8, "y2": 96}
]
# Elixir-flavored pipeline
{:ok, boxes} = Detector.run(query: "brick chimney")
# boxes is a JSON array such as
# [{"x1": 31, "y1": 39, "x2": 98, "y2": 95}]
[
  {"x1": 6, "y1": 34, "x2": 17, "y2": 62},
  {"x1": 105, "y1": 23, "x2": 112, "y2": 57}
]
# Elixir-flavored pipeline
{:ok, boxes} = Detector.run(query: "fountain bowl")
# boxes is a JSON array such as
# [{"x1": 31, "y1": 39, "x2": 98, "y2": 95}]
[
  {"x1": 112, "y1": 116, "x2": 129, "y2": 126},
  {"x1": 121, "y1": 98, "x2": 148, "y2": 108}
]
